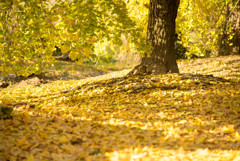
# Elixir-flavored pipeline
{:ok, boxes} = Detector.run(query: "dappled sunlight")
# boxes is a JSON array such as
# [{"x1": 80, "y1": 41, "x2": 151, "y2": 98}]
[
  {"x1": 106, "y1": 147, "x2": 240, "y2": 161},
  {"x1": 1, "y1": 56, "x2": 240, "y2": 160}
]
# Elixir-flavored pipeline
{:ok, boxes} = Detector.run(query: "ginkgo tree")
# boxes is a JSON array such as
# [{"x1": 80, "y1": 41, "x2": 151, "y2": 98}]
[
  {"x1": 218, "y1": 0, "x2": 240, "y2": 56},
  {"x1": 176, "y1": 0, "x2": 239, "y2": 57},
  {"x1": 0, "y1": 0, "x2": 56, "y2": 76},
  {"x1": 2, "y1": 0, "x2": 238, "y2": 77},
  {"x1": 0, "y1": 0, "x2": 149, "y2": 76},
  {"x1": 129, "y1": 0, "x2": 180, "y2": 75}
]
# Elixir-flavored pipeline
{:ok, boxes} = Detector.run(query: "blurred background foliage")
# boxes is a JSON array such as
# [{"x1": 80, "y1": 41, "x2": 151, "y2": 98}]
[{"x1": 0, "y1": 0, "x2": 239, "y2": 76}]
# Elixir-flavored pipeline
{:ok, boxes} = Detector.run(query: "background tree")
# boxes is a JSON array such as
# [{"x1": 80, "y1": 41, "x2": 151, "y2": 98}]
[
  {"x1": 130, "y1": 0, "x2": 180, "y2": 75},
  {"x1": 0, "y1": 0, "x2": 149, "y2": 76},
  {"x1": 232, "y1": 0, "x2": 240, "y2": 55},
  {"x1": 176, "y1": 0, "x2": 239, "y2": 58},
  {"x1": 218, "y1": 3, "x2": 232, "y2": 56},
  {"x1": 218, "y1": 0, "x2": 240, "y2": 56}
]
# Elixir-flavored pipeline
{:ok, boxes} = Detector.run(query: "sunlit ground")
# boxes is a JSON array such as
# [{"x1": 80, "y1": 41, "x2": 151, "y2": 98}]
[{"x1": 0, "y1": 55, "x2": 240, "y2": 160}]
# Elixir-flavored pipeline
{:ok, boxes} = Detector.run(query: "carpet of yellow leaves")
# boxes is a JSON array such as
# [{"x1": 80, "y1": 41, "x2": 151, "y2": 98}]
[{"x1": 0, "y1": 55, "x2": 240, "y2": 161}]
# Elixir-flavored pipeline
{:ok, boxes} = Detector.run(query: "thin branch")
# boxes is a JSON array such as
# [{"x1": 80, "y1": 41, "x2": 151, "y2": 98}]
[
  {"x1": 40, "y1": 0, "x2": 60, "y2": 31},
  {"x1": 228, "y1": 0, "x2": 240, "y2": 19}
]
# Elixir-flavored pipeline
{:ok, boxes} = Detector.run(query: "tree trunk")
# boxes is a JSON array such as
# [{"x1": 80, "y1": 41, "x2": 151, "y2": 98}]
[
  {"x1": 218, "y1": 1, "x2": 240, "y2": 56},
  {"x1": 218, "y1": 4, "x2": 231, "y2": 56},
  {"x1": 232, "y1": 0, "x2": 240, "y2": 55},
  {"x1": 129, "y1": 0, "x2": 180, "y2": 75}
]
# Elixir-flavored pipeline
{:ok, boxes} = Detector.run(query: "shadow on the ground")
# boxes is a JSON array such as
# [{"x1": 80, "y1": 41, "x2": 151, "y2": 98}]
[
  {"x1": 1, "y1": 72, "x2": 240, "y2": 160},
  {"x1": 2, "y1": 104, "x2": 240, "y2": 160}
]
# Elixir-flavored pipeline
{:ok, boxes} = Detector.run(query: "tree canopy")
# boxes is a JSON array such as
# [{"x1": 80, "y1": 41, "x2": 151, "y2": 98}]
[
  {"x1": 0, "y1": 0, "x2": 239, "y2": 76},
  {"x1": 0, "y1": 0, "x2": 150, "y2": 76}
]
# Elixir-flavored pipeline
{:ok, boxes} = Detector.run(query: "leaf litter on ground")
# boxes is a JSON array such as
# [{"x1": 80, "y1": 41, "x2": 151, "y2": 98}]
[{"x1": 0, "y1": 55, "x2": 240, "y2": 161}]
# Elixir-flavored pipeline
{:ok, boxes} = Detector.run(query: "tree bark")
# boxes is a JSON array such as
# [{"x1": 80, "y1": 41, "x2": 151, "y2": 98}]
[
  {"x1": 218, "y1": 0, "x2": 240, "y2": 56},
  {"x1": 218, "y1": 3, "x2": 231, "y2": 56},
  {"x1": 129, "y1": 0, "x2": 180, "y2": 75},
  {"x1": 232, "y1": 0, "x2": 240, "y2": 55}
]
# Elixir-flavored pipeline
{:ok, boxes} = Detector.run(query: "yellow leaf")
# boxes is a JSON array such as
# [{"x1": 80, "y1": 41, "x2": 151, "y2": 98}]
[
  {"x1": 63, "y1": 17, "x2": 75, "y2": 25},
  {"x1": 39, "y1": 132, "x2": 47, "y2": 139},
  {"x1": 60, "y1": 45, "x2": 70, "y2": 54},
  {"x1": 41, "y1": 150, "x2": 50, "y2": 156},
  {"x1": 82, "y1": 47, "x2": 93, "y2": 56},
  {"x1": 222, "y1": 125, "x2": 235, "y2": 134},
  {"x1": 87, "y1": 37, "x2": 97, "y2": 44},
  {"x1": 55, "y1": 9, "x2": 63, "y2": 14},
  {"x1": 69, "y1": 51, "x2": 80, "y2": 61},
  {"x1": 76, "y1": 45, "x2": 84, "y2": 52},
  {"x1": 149, "y1": 81, "x2": 161, "y2": 87},
  {"x1": 70, "y1": 33, "x2": 79, "y2": 41},
  {"x1": 50, "y1": 16, "x2": 59, "y2": 22},
  {"x1": 48, "y1": 33, "x2": 55, "y2": 42},
  {"x1": 28, "y1": 19, "x2": 33, "y2": 25},
  {"x1": 17, "y1": 137, "x2": 28, "y2": 147},
  {"x1": 27, "y1": 154, "x2": 35, "y2": 161},
  {"x1": 50, "y1": 46, "x2": 55, "y2": 52},
  {"x1": 234, "y1": 132, "x2": 240, "y2": 140},
  {"x1": 59, "y1": 135, "x2": 69, "y2": 143}
]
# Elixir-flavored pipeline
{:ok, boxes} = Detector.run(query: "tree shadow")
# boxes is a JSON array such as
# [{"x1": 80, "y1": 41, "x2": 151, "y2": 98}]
[{"x1": 2, "y1": 73, "x2": 240, "y2": 160}]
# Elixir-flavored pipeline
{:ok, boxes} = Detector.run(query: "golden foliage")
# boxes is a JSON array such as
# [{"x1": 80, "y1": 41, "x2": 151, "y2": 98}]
[{"x1": 0, "y1": 55, "x2": 240, "y2": 160}]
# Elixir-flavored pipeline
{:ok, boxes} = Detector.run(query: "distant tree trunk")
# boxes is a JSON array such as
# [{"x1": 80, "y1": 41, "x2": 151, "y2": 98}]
[
  {"x1": 218, "y1": 1, "x2": 240, "y2": 56},
  {"x1": 129, "y1": 0, "x2": 180, "y2": 75},
  {"x1": 218, "y1": 4, "x2": 231, "y2": 56},
  {"x1": 232, "y1": 0, "x2": 240, "y2": 55}
]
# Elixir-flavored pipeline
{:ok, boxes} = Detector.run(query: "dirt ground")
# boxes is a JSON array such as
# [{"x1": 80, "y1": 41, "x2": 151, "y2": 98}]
[
  {"x1": 1, "y1": 55, "x2": 240, "y2": 89},
  {"x1": 0, "y1": 61, "x2": 112, "y2": 89}
]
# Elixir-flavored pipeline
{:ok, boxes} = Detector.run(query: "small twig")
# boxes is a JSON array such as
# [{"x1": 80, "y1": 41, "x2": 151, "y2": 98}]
[{"x1": 40, "y1": 0, "x2": 59, "y2": 31}]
